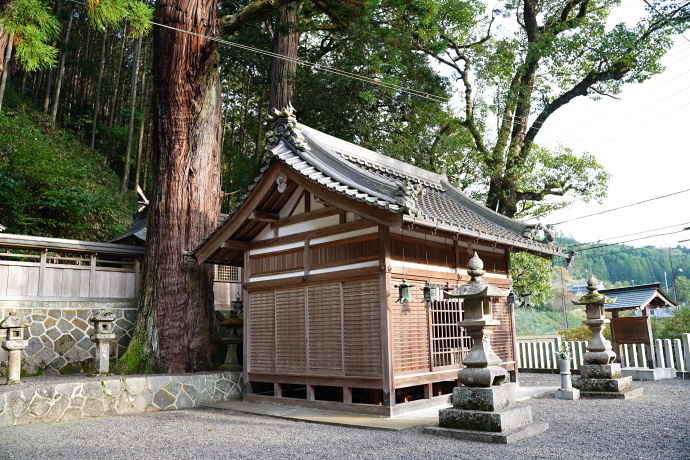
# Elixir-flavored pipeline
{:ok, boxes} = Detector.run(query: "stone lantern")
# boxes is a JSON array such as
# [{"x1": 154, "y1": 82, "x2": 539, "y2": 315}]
[
  {"x1": 571, "y1": 276, "x2": 642, "y2": 399},
  {"x1": 1, "y1": 311, "x2": 30, "y2": 385},
  {"x1": 90, "y1": 310, "x2": 116, "y2": 375},
  {"x1": 219, "y1": 297, "x2": 244, "y2": 371},
  {"x1": 426, "y1": 253, "x2": 548, "y2": 443}
]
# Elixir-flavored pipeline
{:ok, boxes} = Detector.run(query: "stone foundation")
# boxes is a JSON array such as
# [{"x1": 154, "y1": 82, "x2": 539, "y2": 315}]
[
  {"x1": 0, "y1": 301, "x2": 137, "y2": 377},
  {"x1": 0, "y1": 371, "x2": 242, "y2": 426}
]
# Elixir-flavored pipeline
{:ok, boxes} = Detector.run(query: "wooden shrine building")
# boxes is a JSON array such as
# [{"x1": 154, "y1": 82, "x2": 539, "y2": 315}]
[
  {"x1": 600, "y1": 283, "x2": 677, "y2": 368},
  {"x1": 193, "y1": 108, "x2": 559, "y2": 416}
]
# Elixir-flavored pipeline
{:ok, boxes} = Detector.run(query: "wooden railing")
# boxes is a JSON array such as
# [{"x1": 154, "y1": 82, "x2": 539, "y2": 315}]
[
  {"x1": 0, "y1": 233, "x2": 243, "y2": 305},
  {"x1": 0, "y1": 233, "x2": 143, "y2": 300},
  {"x1": 516, "y1": 334, "x2": 690, "y2": 374}
]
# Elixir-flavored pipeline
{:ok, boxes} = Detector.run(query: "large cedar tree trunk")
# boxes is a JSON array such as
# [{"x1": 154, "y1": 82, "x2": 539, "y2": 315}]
[
  {"x1": 268, "y1": 2, "x2": 299, "y2": 111},
  {"x1": 118, "y1": 0, "x2": 222, "y2": 373}
]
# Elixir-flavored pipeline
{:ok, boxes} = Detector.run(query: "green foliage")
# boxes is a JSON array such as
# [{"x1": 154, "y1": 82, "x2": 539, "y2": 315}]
[
  {"x1": 1, "y1": 0, "x2": 61, "y2": 72},
  {"x1": 559, "y1": 323, "x2": 611, "y2": 342},
  {"x1": 510, "y1": 252, "x2": 553, "y2": 305},
  {"x1": 0, "y1": 94, "x2": 136, "y2": 240},
  {"x1": 87, "y1": 0, "x2": 152, "y2": 35},
  {"x1": 652, "y1": 307, "x2": 690, "y2": 341},
  {"x1": 112, "y1": 332, "x2": 153, "y2": 375}
]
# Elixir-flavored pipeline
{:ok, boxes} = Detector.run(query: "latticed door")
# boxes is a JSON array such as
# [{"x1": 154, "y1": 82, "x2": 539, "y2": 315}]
[{"x1": 429, "y1": 298, "x2": 472, "y2": 371}]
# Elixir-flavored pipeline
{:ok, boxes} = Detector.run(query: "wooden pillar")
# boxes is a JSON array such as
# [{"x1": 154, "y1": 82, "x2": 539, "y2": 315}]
[
  {"x1": 643, "y1": 306, "x2": 657, "y2": 369},
  {"x1": 506, "y1": 250, "x2": 518, "y2": 382},
  {"x1": 243, "y1": 250, "x2": 251, "y2": 390},
  {"x1": 274, "y1": 383, "x2": 282, "y2": 398},
  {"x1": 378, "y1": 224, "x2": 395, "y2": 408},
  {"x1": 134, "y1": 259, "x2": 141, "y2": 297},
  {"x1": 88, "y1": 253, "x2": 97, "y2": 297},
  {"x1": 37, "y1": 249, "x2": 47, "y2": 297},
  {"x1": 423, "y1": 383, "x2": 432, "y2": 399},
  {"x1": 343, "y1": 387, "x2": 352, "y2": 404},
  {"x1": 306, "y1": 384, "x2": 315, "y2": 401},
  {"x1": 611, "y1": 310, "x2": 622, "y2": 364}
]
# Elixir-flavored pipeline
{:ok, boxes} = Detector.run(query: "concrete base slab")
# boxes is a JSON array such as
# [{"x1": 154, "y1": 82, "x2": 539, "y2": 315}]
[
  {"x1": 555, "y1": 388, "x2": 580, "y2": 400},
  {"x1": 424, "y1": 422, "x2": 549, "y2": 444},
  {"x1": 622, "y1": 367, "x2": 676, "y2": 381},
  {"x1": 579, "y1": 387, "x2": 644, "y2": 400}
]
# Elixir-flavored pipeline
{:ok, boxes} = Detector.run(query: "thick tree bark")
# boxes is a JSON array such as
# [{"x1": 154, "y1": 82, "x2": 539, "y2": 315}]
[
  {"x1": 269, "y1": 1, "x2": 300, "y2": 112},
  {"x1": 120, "y1": 35, "x2": 142, "y2": 195},
  {"x1": 119, "y1": 0, "x2": 222, "y2": 373}
]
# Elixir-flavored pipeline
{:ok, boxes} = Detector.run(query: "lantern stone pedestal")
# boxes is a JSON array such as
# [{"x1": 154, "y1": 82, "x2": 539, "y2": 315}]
[
  {"x1": 219, "y1": 312, "x2": 243, "y2": 372},
  {"x1": 1, "y1": 312, "x2": 30, "y2": 385},
  {"x1": 571, "y1": 276, "x2": 643, "y2": 400},
  {"x1": 425, "y1": 253, "x2": 548, "y2": 444}
]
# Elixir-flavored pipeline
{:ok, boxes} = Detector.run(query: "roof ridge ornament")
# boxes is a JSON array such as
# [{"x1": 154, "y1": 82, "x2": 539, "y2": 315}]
[
  {"x1": 395, "y1": 179, "x2": 426, "y2": 217},
  {"x1": 522, "y1": 223, "x2": 556, "y2": 244},
  {"x1": 265, "y1": 104, "x2": 310, "y2": 153}
]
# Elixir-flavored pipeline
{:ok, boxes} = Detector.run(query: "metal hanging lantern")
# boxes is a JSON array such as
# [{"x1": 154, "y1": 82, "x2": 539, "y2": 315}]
[
  {"x1": 423, "y1": 282, "x2": 436, "y2": 302},
  {"x1": 395, "y1": 278, "x2": 415, "y2": 303}
]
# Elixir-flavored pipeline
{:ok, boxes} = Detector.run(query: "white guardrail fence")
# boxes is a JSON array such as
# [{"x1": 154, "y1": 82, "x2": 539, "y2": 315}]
[{"x1": 517, "y1": 334, "x2": 690, "y2": 374}]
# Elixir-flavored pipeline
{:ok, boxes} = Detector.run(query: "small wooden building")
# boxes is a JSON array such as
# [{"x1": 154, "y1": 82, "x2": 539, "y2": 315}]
[
  {"x1": 194, "y1": 108, "x2": 558, "y2": 415},
  {"x1": 600, "y1": 283, "x2": 677, "y2": 368}
]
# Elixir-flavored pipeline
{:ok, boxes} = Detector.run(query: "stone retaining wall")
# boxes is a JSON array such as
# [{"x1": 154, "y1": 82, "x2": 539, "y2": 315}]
[
  {"x1": 0, "y1": 371, "x2": 243, "y2": 426},
  {"x1": 0, "y1": 300, "x2": 137, "y2": 377}
]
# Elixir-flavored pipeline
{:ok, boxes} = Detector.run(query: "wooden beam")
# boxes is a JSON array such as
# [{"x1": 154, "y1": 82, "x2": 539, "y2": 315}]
[
  {"x1": 220, "y1": 240, "x2": 250, "y2": 251},
  {"x1": 249, "y1": 219, "x2": 377, "y2": 250},
  {"x1": 271, "y1": 206, "x2": 342, "y2": 229},
  {"x1": 285, "y1": 168, "x2": 401, "y2": 228},
  {"x1": 246, "y1": 266, "x2": 379, "y2": 291},
  {"x1": 195, "y1": 161, "x2": 282, "y2": 264},
  {"x1": 248, "y1": 211, "x2": 280, "y2": 222}
]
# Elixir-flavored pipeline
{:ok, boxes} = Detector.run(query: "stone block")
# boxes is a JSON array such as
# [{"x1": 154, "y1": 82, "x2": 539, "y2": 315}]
[
  {"x1": 48, "y1": 310, "x2": 61, "y2": 320},
  {"x1": 165, "y1": 380, "x2": 182, "y2": 397},
  {"x1": 55, "y1": 382, "x2": 79, "y2": 397},
  {"x1": 83, "y1": 381, "x2": 104, "y2": 398},
  {"x1": 71, "y1": 317, "x2": 89, "y2": 331},
  {"x1": 54, "y1": 335, "x2": 76, "y2": 354},
  {"x1": 69, "y1": 396, "x2": 85, "y2": 408},
  {"x1": 82, "y1": 398, "x2": 106, "y2": 417},
  {"x1": 49, "y1": 356, "x2": 67, "y2": 371},
  {"x1": 425, "y1": 422, "x2": 549, "y2": 444},
  {"x1": 175, "y1": 390, "x2": 194, "y2": 409},
  {"x1": 63, "y1": 310, "x2": 77, "y2": 320},
  {"x1": 555, "y1": 388, "x2": 580, "y2": 400},
  {"x1": 573, "y1": 376, "x2": 633, "y2": 393},
  {"x1": 125, "y1": 377, "x2": 147, "y2": 395},
  {"x1": 103, "y1": 380, "x2": 121, "y2": 396},
  {"x1": 216, "y1": 378, "x2": 232, "y2": 396},
  {"x1": 29, "y1": 322, "x2": 45, "y2": 337},
  {"x1": 147, "y1": 375, "x2": 171, "y2": 393},
  {"x1": 61, "y1": 408, "x2": 83, "y2": 422},
  {"x1": 45, "y1": 395, "x2": 69, "y2": 421},
  {"x1": 29, "y1": 397, "x2": 51, "y2": 417},
  {"x1": 580, "y1": 363, "x2": 621, "y2": 379},
  {"x1": 25, "y1": 337, "x2": 43, "y2": 356},
  {"x1": 451, "y1": 385, "x2": 516, "y2": 412},
  {"x1": 134, "y1": 390, "x2": 152, "y2": 411},
  {"x1": 621, "y1": 367, "x2": 676, "y2": 381},
  {"x1": 45, "y1": 327, "x2": 61, "y2": 341},
  {"x1": 152, "y1": 389, "x2": 176, "y2": 410},
  {"x1": 115, "y1": 390, "x2": 136, "y2": 414},
  {"x1": 439, "y1": 405, "x2": 533, "y2": 433}
]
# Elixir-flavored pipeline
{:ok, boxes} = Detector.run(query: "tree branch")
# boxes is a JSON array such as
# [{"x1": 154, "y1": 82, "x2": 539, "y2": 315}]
[
  {"x1": 218, "y1": 0, "x2": 297, "y2": 36},
  {"x1": 309, "y1": 0, "x2": 350, "y2": 30}
]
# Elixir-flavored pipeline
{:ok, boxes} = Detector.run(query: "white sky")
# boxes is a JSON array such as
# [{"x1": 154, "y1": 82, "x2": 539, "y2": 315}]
[{"x1": 535, "y1": 2, "x2": 690, "y2": 249}]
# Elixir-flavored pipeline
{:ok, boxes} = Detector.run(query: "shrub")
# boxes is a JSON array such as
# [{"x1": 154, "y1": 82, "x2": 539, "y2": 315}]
[
  {"x1": 652, "y1": 307, "x2": 690, "y2": 341},
  {"x1": 559, "y1": 323, "x2": 611, "y2": 342}
]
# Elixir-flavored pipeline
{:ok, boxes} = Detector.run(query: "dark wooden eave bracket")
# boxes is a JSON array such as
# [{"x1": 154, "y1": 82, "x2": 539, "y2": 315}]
[{"x1": 248, "y1": 211, "x2": 280, "y2": 222}]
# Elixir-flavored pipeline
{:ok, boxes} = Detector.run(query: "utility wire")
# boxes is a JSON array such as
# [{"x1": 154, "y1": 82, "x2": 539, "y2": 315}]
[
  {"x1": 552, "y1": 188, "x2": 690, "y2": 225},
  {"x1": 573, "y1": 228, "x2": 690, "y2": 252},
  {"x1": 567, "y1": 221, "x2": 690, "y2": 248},
  {"x1": 642, "y1": 0, "x2": 690, "y2": 43}
]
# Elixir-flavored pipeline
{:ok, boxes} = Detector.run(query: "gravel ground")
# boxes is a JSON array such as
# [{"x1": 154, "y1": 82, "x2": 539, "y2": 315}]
[{"x1": 0, "y1": 373, "x2": 688, "y2": 460}]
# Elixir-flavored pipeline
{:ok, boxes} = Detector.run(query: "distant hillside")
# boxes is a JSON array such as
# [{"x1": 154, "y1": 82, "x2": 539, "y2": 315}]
[
  {"x1": 555, "y1": 235, "x2": 689, "y2": 304},
  {"x1": 0, "y1": 91, "x2": 137, "y2": 241}
]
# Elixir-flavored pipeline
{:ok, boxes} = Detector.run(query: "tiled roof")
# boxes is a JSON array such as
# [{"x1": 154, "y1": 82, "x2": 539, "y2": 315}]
[
  {"x1": 601, "y1": 283, "x2": 677, "y2": 310},
  {"x1": 267, "y1": 122, "x2": 558, "y2": 254}
]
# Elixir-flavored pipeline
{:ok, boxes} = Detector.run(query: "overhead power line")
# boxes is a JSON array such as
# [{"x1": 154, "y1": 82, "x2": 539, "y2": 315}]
[
  {"x1": 567, "y1": 221, "x2": 690, "y2": 248},
  {"x1": 552, "y1": 188, "x2": 690, "y2": 225},
  {"x1": 572, "y1": 227, "x2": 690, "y2": 253},
  {"x1": 642, "y1": 0, "x2": 690, "y2": 44}
]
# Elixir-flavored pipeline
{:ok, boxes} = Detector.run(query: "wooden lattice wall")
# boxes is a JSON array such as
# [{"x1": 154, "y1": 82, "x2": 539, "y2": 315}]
[{"x1": 247, "y1": 279, "x2": 382, "y2": 377}]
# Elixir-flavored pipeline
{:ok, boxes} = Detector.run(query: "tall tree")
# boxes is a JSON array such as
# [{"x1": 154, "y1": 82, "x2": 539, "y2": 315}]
[
  {"x1": 269, "y1": 1, "x2": 300, "y2": 111},
  {"x1": 119, "y1": 32, "x2": 141, "y2": 194},
  {"x1": 407, "y1": 0, "x2": 690, "y2": 218}
]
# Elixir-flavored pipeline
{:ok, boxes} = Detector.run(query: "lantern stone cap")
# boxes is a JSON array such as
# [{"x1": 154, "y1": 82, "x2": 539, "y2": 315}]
[
  {"x1": 571, "y1": 275, "x2": 616, "y2": 306},
  {"x1": 443, "y1": 253, "x2": 508, "y2": 299},
  {"x1": 90, "y1": 310, "x2": 117, "y2": 322},
  {"x1": 0, "y1": 311, "x2": 30, "y2": 329}
]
